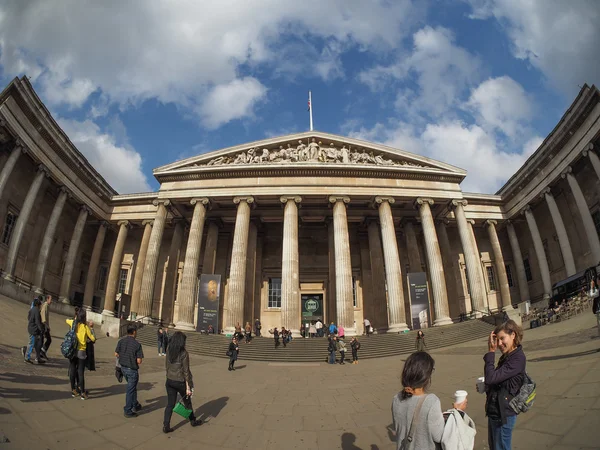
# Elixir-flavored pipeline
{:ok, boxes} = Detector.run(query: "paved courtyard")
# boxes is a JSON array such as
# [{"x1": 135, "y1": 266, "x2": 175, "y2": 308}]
[{"x1": 0, "y1": 295, "x2": 599, "y2": 450}]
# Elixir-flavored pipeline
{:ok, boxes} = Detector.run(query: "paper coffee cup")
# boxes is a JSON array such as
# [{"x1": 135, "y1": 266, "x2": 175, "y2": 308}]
[
  {"x1": 454, "y1": 390, "x2": 468, "y2": 404},
  {"x1": 476, "y1": 377, "x2": 485, "y2": 394}
]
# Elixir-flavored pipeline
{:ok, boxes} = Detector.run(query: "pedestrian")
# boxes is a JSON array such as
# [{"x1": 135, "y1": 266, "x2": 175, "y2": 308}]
[
  {"x1": 157, "y1": 327, "x2": 164, "y2": 356},
  {"x1": 85, "y1": 320, "x2": 97, "y2": 372},
  {"x1": 273, "y1": 327, "x2": 280, "y2": 348},
  {"x1": 40, "y1": 295, "x2": 52, "y2": 360},
  {"x1": 350, "y1": 337, "x2": 360, "y2": 364},
  {"x1": 282, "y1": 327, "x2": 289, "y2": 347},
  {"x1": 115, "y1": 324, "x2": 144, "y2": 418},
  {"x1": 337, "y1": 337, "x2": 346, "y2": 365},
  {"x1": 416, "y1": 330, "x2": 427, "y2": 352},
  {"x1": 255, "y1": 318, "x2": 261, "y2": 337},
  {"x1": 315, "y1": 319, "x2": 323, "y2": 337},
  {"x1": 66, "y1": 308, "x2": 96, "y2": 399},
  {"x1": 338, "y1": 324, "x2": 345, "y2": 339},
  {"x1": 328, "y1": 322, "x2": 337, "y2": 337},
  {"x1": 327, "y1": 336, "x2": 336, "y2": 364},
  {"x1": 227, "y1": 337, "x2": 239, "y2": 371},
  {"x1": 364, "y1": 318, "x2": 371, "y2": 337},
  {"x1": 163, "y1": 331, "x2": 202, "y2": 433},
  {"x1": 22, "y1": 297, "x2": 45, "y2": 364},
  {"x1": 163, "y1": 327, "x2": 170, "y2": 353},
  {"x1": 590, "y1": 280, "x2": 600, "y2": 336},
  {"x1": 244, "y1": 322, "x2": 252, "y2": 343},
  {"x1": 234, "y1": 322, "x2": 243, "y2": 341},
  {"x1": 309, "y1": 321, "x2": 317, "y2": 338},
  {"x1": 482, "y1": 320, "x2": 526, "y2": 450},
  {"x1": 391, "y1": 351, "x2": 445, "y2": 450}
]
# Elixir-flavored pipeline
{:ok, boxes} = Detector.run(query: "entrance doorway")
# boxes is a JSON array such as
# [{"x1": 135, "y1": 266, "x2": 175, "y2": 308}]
[{"x1": 301, "y1": 293, "x2": 324, "y2": 337}]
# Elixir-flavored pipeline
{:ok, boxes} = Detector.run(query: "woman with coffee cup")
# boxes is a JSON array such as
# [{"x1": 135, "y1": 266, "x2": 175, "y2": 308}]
[{"x1": 481, "y1": 320, "x2": 526, "y2": 450}]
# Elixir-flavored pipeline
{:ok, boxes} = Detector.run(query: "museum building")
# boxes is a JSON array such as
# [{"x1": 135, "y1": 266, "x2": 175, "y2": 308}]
[{"x1": 1, "y1": 76, "x2": 599, "y2": 336}]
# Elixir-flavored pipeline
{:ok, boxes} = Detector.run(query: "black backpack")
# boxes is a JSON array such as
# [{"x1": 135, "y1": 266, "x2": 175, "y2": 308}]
[{"x1": 61, "y1": 320, "x2": 78, "y2": 359}]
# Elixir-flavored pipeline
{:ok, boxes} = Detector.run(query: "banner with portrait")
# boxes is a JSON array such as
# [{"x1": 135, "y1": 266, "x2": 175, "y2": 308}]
[{"x1": 196, "y1": 274, "x2": 221, "y2": 332}]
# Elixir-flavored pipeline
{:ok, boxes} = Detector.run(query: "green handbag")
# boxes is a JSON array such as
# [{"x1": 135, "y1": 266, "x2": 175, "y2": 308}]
[{"x1": 173, "y1": 400, "x2": 193, "y2": 419}]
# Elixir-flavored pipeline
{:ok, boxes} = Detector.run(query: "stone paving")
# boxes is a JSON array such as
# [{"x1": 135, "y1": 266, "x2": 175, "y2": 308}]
[{"x1": 0, "y1": 295, "x2": 599, "y2": 449}]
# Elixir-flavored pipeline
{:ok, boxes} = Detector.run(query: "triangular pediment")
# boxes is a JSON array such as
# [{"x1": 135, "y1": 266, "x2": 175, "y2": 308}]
[{"x1": 154, "y1": 131, "x2": 466, "y2": 178}]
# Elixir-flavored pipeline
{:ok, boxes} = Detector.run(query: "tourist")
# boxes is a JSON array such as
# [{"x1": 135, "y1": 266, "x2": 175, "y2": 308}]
[
  {"x1": 482, "y1": 320, "x2": 526, "y2": 450},
  {"x1": 328, "y1": 322, "x2": 337, "y2": 337},
  {"x1": 39, "y1": 295, "x2": 52, "y2": 360},
  {"x1": 593, "y1": 280, "x2": 600, "y2": 336},
  {"x1": 23, "y1": 297, "x2": 44, "y2": 364},
  {"x1": 207, "y1": 324, "x2": 214, "y2": 334},
  {"x1": 338, "y1": 324, "x2": 345, "y2": 339},
  {"x1": 273, "y1": 327, "x2": 280, "y2": 348},
  {"x1": 315, "y1": 318, "x2": 323, "y2": 337},
  {"x1": 309, "y1": 321, "x2": 317, "y2": 338},
  {"x1": 281, "y1": 327, "x2": 288, "y2": 347},
  {"x1": 327, "y1": 336, "x2": 336, "y2": 364},
  {"x1": 85, "y1": 320, "x2": 97, "y2": 372},
  {"x1": 115, "y1": 324, "x2": 144, "y2": 418},
  {"x1": 391, "y1": 351, "x2": 445, "y2": 449},
  {"x1": 227, "y1": 337, "x2": 239, "y2": 371},
  {"x1": 163, "y1": 331, "x2": 202, "y2": 433},
  {"x1": 336, "y1": 337, "x2": 346, "y2": 365},
  {"x1": 163, "y1": 327, "x2": 170, "y2": 352},
  {"x1": 364, "y1": 318, "x2": 371, "y2": 337},
  {"x1": 66, "y1": 308, "x2": 96, "y2": 399},
  {"x1": 416, "y1": 330, "x2": 427, "y2": 352},
  {"x1": 350, "y1": 337, "x2": 360, "y2": 364},
  {"x1": 254, "y1": 318, "x2": 261, "y2": 337},
  {"x1": 244, "y1": 322, "x2": 252, "y2": 343},
  {"x1": 234, "y1": 322, "x2": 243, "y2": 341},
  {"x1": 157, "y1": 327, "x2": 165, "y2": 356}
]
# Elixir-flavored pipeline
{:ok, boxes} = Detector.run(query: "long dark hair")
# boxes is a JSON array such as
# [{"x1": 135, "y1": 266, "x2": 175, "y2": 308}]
[
  {"x1": 76, "y1": 308, "x2": 87, "y2": 325},
  {"x1": 401, "y1": 351, "x2": 435, "y2": 399},
  {"x1": 167, "y1": 331, "x2": 187, "y2": 363}
]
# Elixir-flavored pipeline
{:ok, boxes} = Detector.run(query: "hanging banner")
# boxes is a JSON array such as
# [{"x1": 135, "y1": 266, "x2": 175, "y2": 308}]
[
  {"x1": 196, "y1": 274, "x2": 221, "y2": 332},
  {"x1": 408, "y1": 272, "x2": 430, "y2": 330}
]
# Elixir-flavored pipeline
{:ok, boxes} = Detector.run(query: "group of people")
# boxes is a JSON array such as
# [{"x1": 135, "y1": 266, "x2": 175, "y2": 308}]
[
  {"x1": 326, "y1": 335, "x2": 361, "y2": 365},
  {"x1": 392, "y1": 319, "x2": 526, "y2": 450},
  {"x1": 21, "y1": 295, "x2": 54, "y2": 364},
  {"x1": 157, "y1": 327, "x2": 170, "y2": 356}
]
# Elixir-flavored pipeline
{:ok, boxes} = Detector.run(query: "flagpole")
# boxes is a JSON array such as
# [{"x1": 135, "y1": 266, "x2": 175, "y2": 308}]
[{"x1": 309, "y1": 90, "x2": 313, "y2": 131}]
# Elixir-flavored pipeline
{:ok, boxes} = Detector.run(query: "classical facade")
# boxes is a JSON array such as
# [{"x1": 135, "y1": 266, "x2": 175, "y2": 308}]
[{"x1": 1, "y1": 76, "x2": 599, "y2": 336}]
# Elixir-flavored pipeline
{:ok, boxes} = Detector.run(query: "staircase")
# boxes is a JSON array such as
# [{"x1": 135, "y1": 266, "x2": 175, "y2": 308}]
[{"x1": 136, "y1": 320, "x2": 493, "y2": 362}]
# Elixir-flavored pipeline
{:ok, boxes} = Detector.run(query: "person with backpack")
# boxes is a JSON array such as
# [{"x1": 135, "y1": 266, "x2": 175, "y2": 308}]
[
  {"x1": 22, "y1": 297, "x2": 45, "y2": 364},
  {"x1": 327, "y1": 336, "x2": 336, "y2": 364},
  {"x1": 350, "y1": 337, "x2": 360, "y2": 364},
  {"x1": 336, "y1": 337, "x2": 346, "y2": 365},
  {"x1": 163, "y1": 331, "x2": 202, "y2": 433},
  {"x1": 482, "y1": 320, "x2": 526, "y2": 450},
  {"x1": 66, "y1": 308, "x2": 96, "y2": 399},
  {"x1": 391, "y1": 351, "x2": 445, "y2": 450},
  {"x1": 328, "y1": 322, "x2": 337, "y2": 337},
  {"x1": 115, "y1": 324, "x2": 144, "y2": 417}
]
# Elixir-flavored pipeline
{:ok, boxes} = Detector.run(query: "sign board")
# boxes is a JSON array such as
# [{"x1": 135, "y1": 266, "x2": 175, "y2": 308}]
[
  {"x1": 301, "y1": 294, "x2": 323, "y2": 318},
  {"x1": 408, "y1": 272, "x2": 430, "y2": 330},
  {"x1": 196, "y1": 274, "x2": 221, "y2": 332}
]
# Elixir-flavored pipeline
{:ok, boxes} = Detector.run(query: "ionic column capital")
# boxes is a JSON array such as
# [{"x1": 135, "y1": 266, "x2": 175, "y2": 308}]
[
  {"x1": 37, "y1": 164, "x2": 50, "y2": 178},
  {"x1": 415, "y1": 197, "x2": 434, "y2": 209},
  {"x1": 484, "y1": 219, "x2": 498, "y2": 227},
  {"x1": 58, "y1": 185, "x2": 72, "y2": 198},
  {"x1": 374, "y1": 196, "x2": 395, "y2": 205},
  {"x1": 449, "y1": 199, "x2": 468, "y2": 209},
  {"x1": 280, "y1": 195, "x2": 302, "y2": 204},
  {"x1": 521, "y1": 204, "x2": 532, "y2": 215},
  {"x1": 561, "y1": 166, "x2": 573, "y2": 178},
  {"x1": 466, "y1": 219, "x2": 476, "y2": 225},
  {"x1": 233, "y1": 196, "x2": 254, "y2": 205},
  {"x1": 190, "y1": 197, "x2": 210, "y2": 207},
  {"x1": 80, "y1": 205, "x2": 91, "y2": 215},
  {"x1": 117, "y1": 220, "x2": 131, "y2": 228},
  {"x1": 541, "y1": 187, "x2": 552, "y2": 198},
  {"x1": 141, "y1": 219, "x2": 154, "y2": 227},
  {"x1": 329, "y1": 195, "x2": 350, "y2": 204},
  {"x1": 152, "y1": 199, "x2": 171, "y2": 207},
  {"x1": 14, "y1": 138, "x2": 28, "y2": 154},
  {"x1": 99, "y1": 220, "x2": 110, "y2": 228},
  {"x1": 582, "y1": 143, "x2": 594, "y2": 156}
]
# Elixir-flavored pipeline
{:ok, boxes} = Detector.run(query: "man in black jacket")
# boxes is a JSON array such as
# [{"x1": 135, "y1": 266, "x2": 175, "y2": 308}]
[{"x1": 22, "y1": 298, "x2": 45, "y2": 364}]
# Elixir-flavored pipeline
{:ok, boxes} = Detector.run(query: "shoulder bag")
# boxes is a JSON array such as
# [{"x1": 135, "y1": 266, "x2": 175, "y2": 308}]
[{"x1": 400, "y1": 394, "x2": 428, "y2": 450}]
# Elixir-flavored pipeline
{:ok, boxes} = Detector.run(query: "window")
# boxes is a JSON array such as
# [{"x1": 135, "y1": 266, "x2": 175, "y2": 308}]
[
  {"x1": 505, "y1": 264, "x2": 514, "y2": 287},
  {"x1": 97, "y1": 266, "x2": 108, "y2": 291},
  {"x1": 463, "y1": 266, "x2": 471, "y2": 295},
  {"x1": 593, "y1": 210, "x2": 600, "y2": 239},
  {"x1": 523, "y1": 258, "x2": 532, "y2": 282},
  {"x1": 542, "y1": 239, "x2": 553, "y2": 272},
  {"x1": 486, "y1": 266, "x2": 497, "y2": 292},
  {"x1": 352, "y1": 276, "x2": 357, "y2": 307},
  {"x1": 118, "y1": 268, "x2": 129, "y2": 294},
  {"x1": 268, "y1": 278, "x2": 281, "y2": 308},
  {"x1": 78, "y1": 269, "x2": 86, "y2": 286},
  {"x1": 1, "y1": 211, "x2": 17, "y2": 245}
]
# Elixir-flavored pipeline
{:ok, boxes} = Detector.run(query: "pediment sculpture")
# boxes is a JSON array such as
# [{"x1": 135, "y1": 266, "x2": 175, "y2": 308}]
[{"x1": 194, "y1": 138, "x2": 426, "y2": 168}]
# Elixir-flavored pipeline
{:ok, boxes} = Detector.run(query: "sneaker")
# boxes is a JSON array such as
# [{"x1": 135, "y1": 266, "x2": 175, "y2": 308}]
[
  {"x1": 134, "y1": 403, "x2": 142, "y2": 411},
  {"x1": 163, "y1": 425, "x2": 174, "y2": 433},
  {"x1": 124, "y1": 412, "x2": 138, "y2": 418},
  {"x1": 33, "y1": 358, "x2": 45, "y2": 365},
  {"x1": 24, "y1": 358, "x2": 32, "y2": 364},
  {"x1": 190, "y1": 418, "x2": 203, "y2": 427},
  {"x1": 21, "y1": 346, "x2": 26, "y2": 359},
  {"x1": 71, "y1": 389, "x2": 79, "y2": 398},
  {"x1": 80, "y1": 392, "x2": 89, "y2": 400}
]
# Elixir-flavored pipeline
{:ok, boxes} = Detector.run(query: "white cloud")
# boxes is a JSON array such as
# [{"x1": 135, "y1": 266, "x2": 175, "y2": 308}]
[
  {"x1": 464, "y1": 0, "x2": 600, "y2": 95},
  {"x1": 465, "y1": 76, "x2": 534, "y2": 139},
  {"x1": 58, "y1": 117, "x2": 151, "y2": 194},
  {"x1": 0, "y1": 0, "x2": 420, "y2": 126}
]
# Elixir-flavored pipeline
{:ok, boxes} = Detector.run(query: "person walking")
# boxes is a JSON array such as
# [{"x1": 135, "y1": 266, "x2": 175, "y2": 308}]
[
  {"x1": 327, "y1": 336, "x2": 336, "y2": 364},
  {"x1": 254, "y1": 318, "x2": 261, "y2": 337},
  {"x1": 157, "y1": 327, "x2": 165, "y2": 356},
  {"x1": 350, "y1": 337, "x2": 360, "y2": 364},
  {"x1": 363, "y1": 318, "x2": 371, "y2": 337},
  {"x1": 40, "y1": 295, "x2": 52, "y2": 360},
  {"x1": 590, "y1": 280, "x2": 600, "y2": 336},
  {"x1": 391, "y1": 351, "x2": 446, "y2": 450},
  {"x1": 315, "y1": 319, "x2": 323, "y2": 337},
  {"x1": 66, "y1": 308, "x2": 96, "y2": 399},
  {"x1": 227, "y1": 337, "x2": 239, "y2": 371},
  {"x1": 309, "y1": 321, "x2": 317, "y2": 338},
  {"x1": 273, "y1": 327, "x2": 280, "y2": 348},
  {"x1": 337, "y1": 337, "x2": 346, "y2": 365},
  {"x1": 482, "y1": 320, "x2": 526, "y2": 450},
  {"x1": 23, "y1": 297, "x2": 44, "y2": 364},
  {"x1": 416, "y1": 330, "x2": 427, "y2": 352},
  {"x1": 163, "y1": 331, "x2": 202, "y2": 433},
  {"x1": 234, "y1": 322, "x2": 243, "y2": 341},
  {"x1": 115, "y1": 324, "x2": 144, "y2": 418},
  {"x1": 244, "y1": 322, "x2": 252, "y2": 343}
]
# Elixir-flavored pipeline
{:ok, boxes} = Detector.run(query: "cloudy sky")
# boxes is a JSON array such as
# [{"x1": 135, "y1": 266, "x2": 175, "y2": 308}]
[{"x1": 0, "y1": 0, "x2": 598, "y2": 194}]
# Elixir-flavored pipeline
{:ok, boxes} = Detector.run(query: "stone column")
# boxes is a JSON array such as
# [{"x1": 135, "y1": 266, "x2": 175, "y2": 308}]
[
  {"x1": 161, "y1": 221, "x2": 184, "y2": 325},
  {"x1": 485, "y1": 220, "x2": 512, "y2": 310},
  {"x1": 436, "y1": 220, "x2": 461, "y2": 316},
  {"x1": 0, "y1": 141, "x2": 25, "y2": 201},
  {"x1": 201, "y1": 220, "x2": 219, "y2": 274},
  {"x1": 416, "y1": 198, "x2": 452, "y2": 325},
  {"x1": 103, "y1": 221, "x2": 130, "y2": 315},
  {"x1": 543, "y1": 188, "x2": 576, "y2": 276},
  {"x1": 243, "y1": 222, "x2": 258, "y2": 325},
  {"x1": 83, "y1": 221, "x2": 108, "y2": 306},
  {"x1": 523, "y1": 206, "x2": 552, "y2": 301},
  {"x1": 59, "y1": 206, "x2": 89, "y2": 303},
  {"x1": 403, "y1": 220, "x2": 422, "y2": 272},
  {"x1": 4, "y1": 165, "x2": 48, "y2": 278},
  {"x1": 451, "y1": 200, "x2": 487, "y2": 316},
  {"x1": 329, "y1": 196, "x2": 356, "y2": 335},
  {"x1": 367, "y1": 219, "x2": 388, "y2": 331},
  {"x1": 506, "y1": 221, "x2": 530, "y2": 303},
  {"x1": 562, "y1": 167, "x2": 600, "y2": 264},
  {"x1": 583, "y1": 144, "x2": 600, "y2": 182},
  {"x1": 33, "y1": 187, "x2": 69, "y2": 291},
  {"x1": 375, "y1": 196, "x2": 409, "y2": 332},
  {"x1": 467, "y1": 220, "x2": 488, "y2": 312},
  {"x1": 224, "y1": 196, "x2": 254, "y2": 333},
  {"x1": 327, "y1": 219, "x2": 337, "y2": 323},
  {"x1": 137, "y1": 200, "x2": 170, "y2": 318},
  {"x1": 280, "y1": 196, "x2": 301, "y2": 336},
  {"x1": 130, "y1": 220, "x2": 153, "y2": 317},
  {"x1": 176, "y1": 199, "x2": 209, "y2": 330}
]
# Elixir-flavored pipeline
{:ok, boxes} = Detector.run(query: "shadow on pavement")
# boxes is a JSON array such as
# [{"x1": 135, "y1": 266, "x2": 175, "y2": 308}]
[
  {"x1": 0, "y1": 372, "x2": 66, "y2": 385},
  {"x1": 0, "y1": 407, "x2": 11, "y2": 415},
  {"x1": 341, "y1": 432, "x2": 380, "y2": 450},
  {"x1": 234, "y1": 365, "x2": 247, "y2": 370},
  {"x1": 194, "y1": 396, "x2": 229, "y2": 422},
  {"x1": 529, "y1": 348, "x2": 600, "y2": 362}
]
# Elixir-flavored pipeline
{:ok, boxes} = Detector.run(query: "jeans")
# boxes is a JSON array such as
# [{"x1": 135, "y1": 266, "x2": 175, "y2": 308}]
[
  {"x1": 158, "y1": 340, "x2": 164, "y2": 354},
  {"x1": 164, "y1": 379, "x2": 195, "y2": 426},
  {"x1": 69, "y1": 357, "x2": 86, "y2": 393},
  {"x1": 328, "y1": 350, "x2": 335, "y2": 364},
  {"x1": 26, "y1": 334, "x2": 41, "y2": 360},
  {"x1": 339, "y1": 351, "x2": 345, "y2": 364},
  {"x1": 352, "y1": 348, "x2": 358, "y2": 361},
  {"x1": 122, "y1": 367, "x2": 139, "y2": 415},
  {"x1": 488, "y1": 416, "x2": 516, "y2": 450}
]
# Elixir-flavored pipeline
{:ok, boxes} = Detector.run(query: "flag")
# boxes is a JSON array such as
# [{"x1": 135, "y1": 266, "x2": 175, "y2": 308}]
[{"x1": 307, "y1": 98, "x2": 311, "y2": 112}]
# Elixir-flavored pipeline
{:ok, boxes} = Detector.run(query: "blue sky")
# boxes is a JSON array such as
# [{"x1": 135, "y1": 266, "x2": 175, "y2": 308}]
[{"x1": 0, "y1": 0, "x2": 598, "y2": 194}]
